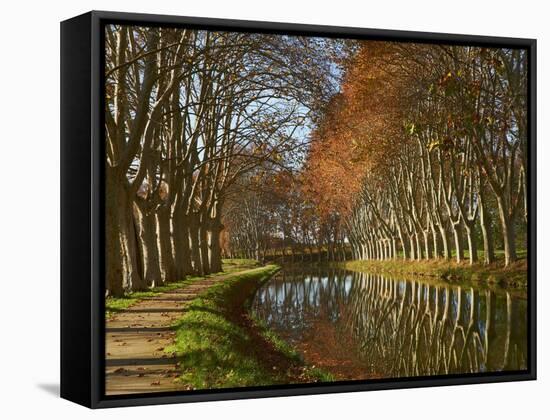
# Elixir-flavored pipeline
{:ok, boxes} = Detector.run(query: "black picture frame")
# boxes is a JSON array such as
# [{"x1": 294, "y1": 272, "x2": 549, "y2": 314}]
[{"x1": 60, "y1": 10, "x2": 537, "y2": 409}]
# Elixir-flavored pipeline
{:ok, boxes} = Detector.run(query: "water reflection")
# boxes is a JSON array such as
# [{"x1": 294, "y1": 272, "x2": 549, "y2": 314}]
[{"x1": 252, "y1": 268, "x2": 527, "y2": 379}]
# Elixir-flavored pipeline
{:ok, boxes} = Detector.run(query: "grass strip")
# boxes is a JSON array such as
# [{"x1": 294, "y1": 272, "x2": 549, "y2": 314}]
[
  {"x1": 338, "y1": 258, "x2": 527, "y2": 292},
  {"x1": 166, "y1": 264, "x2": 333, "y2": 389}
]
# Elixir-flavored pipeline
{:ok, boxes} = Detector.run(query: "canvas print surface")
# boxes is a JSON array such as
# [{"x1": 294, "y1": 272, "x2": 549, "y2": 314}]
[{"x1": 104, "y1": 23, "x2": 529, "y2": 395}]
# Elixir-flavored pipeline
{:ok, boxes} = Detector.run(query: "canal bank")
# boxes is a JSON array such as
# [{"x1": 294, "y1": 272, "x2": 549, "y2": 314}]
[
  {"x1": 335, "y1": 258, "x2": 528, "y2": 294},
  {"x1": 166, "y1": 264, "x2": 332, "y2": 390}
]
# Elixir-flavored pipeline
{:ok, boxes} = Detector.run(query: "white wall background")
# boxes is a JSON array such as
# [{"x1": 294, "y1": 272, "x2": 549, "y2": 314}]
[{"x1": 0, "y1": 0, "x2": 546, "y2": 417}]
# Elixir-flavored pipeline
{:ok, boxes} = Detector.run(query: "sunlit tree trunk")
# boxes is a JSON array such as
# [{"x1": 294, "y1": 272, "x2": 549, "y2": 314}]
[
  {"x1": 451, "y1": 222, "x2": 464, "y2": 263},
  {"x1": 479, "y1": 188, "x2": 495, "y2": 265},
  {"x1": 464, "y1": 223, "x2": 478, "y2": 265},
  {"x1": 189, "y1": 212, "x2": 203, "y2": 275},
  {"x1": 133, "y1": 201, "x2": 161, "y2": 288},
  {"x1": 156, "y1": 206, "x2": 175, "y2": 283},
  {"x1": 438, "y1": 225, "x2": 451, "y2": 260},
  {"x1": 415, "y1": 232, "x2": 423, "y2": 260},
  {"x1": 423, "y1": 230, "x2": 432, "y2": 260},
  {"x1": 409, "y1": 236, "x2": 416, "y2": 260},
  {"x1": 497, "y1": 197, "x2": 517, "y2": 266},
  {"x1": 199, "y1": 212, "x2": 211, "y2": 275}
]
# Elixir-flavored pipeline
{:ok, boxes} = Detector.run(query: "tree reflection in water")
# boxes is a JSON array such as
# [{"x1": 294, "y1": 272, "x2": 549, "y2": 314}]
[{"x1": 252, "y1": 268, "x2": 527, "y2": 379}]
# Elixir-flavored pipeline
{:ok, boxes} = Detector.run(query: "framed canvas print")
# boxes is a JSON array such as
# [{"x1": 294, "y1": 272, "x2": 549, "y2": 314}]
[{"x1": 60, "y1": 10, "x2": 536, "y2": 408}]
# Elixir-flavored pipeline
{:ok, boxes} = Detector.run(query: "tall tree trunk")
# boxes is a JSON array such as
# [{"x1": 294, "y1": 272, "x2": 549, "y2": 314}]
[
  {"x1": 438, "y1": 225, "x2": 451, "y2": 260},
  {"x1": 209, "y1": 214, "x2": 223, "y2": 273},
  {"x1": 496, "y1": 197, "x2": 517, "y2": 266},
  {"x1": 189, "y1": 212, "x2": 203, "y2": 275},
  {"x1": 452, "y1": 222, "x2": 464, "y2": 263},
  {"x1": 409, "y1": 236, "x2": 416, "y2": 260},
  {"x1": 172, "y1": 210, "x2": 193, "y2": 278},
  {"x1": 432, "y1": 225, "x2": 441, "y2": 258},
  {"x1": 105, "y1": 171, "x2": 141, "y2": 296},
  {"x1": 400, "y1": 236, "x2": 409, "y2": 260},
  {"x1": 479, "y1": 192, "x2": 495, "y2": 264},
  {"x1": 464, "y1": 223, "x2": 478, "y2": 265},
  {"x1": 415, "y1": 232, "x2": 423, "y2": 260},
  {"x1": 105, "y1": 172, "x2": 126, "y2": 296},
  {"x1": 157, "y1": 206, "x2": 175, "y2": 283},
  {"x1": 199, "y1": 212, "x2": 211, "y2": 275},
  {"x1": 133, "y1": 201, "x2": 161, "y2": 288},
  {"x1": 423, "y1": 230, "x2": 432, "y2": 259}
]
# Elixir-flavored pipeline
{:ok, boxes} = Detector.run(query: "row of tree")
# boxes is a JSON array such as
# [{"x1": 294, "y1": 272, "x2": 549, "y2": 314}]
[
  {"x1": 304, "y1": 42, "x2": 528, "y2": 266},
  {"x1": 105, "y1": 25, "x2": 338, "y2": 296},
  {"x1": 224, "y1": 42, "x2": 527, "y2": 267}
]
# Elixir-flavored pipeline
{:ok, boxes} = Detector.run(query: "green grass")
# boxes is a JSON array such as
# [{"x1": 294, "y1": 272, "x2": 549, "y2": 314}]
[
  {"x1": 221, "y1": 258, "x2": 260, "y2": 267},
  {"x1": 165, "y1": 265, "x2": 333, "y2": 389},
  {"x1": 339, "y1": 257, "x2": 528, "y2": 292}
]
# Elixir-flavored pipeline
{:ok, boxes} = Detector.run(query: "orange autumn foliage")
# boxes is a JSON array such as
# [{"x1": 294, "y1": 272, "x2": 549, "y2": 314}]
[{"x1": 304, "y1": 41, "x2": 415, "y2": 220}]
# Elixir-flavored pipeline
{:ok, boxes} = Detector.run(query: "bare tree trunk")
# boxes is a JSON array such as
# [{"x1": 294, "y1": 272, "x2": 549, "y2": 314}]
[
  {"x1": 105, "y1": 171, "x2": 141, "y2": 296},
  {"x1": 479, "y1": 192, "x2": 495, "y2": 264},
  {"x1": 409, "y1": 236, "x2": 416, "y2": 260},
  {"x1": 423, "y1": 230, "x2": 432, "y2": 259},
  {"x1": 157, "y1": 206, "x2": 175, "y2": 283},
  {"x1": 464, "y1": 223, "x2": 478, "y2": 265},
  {"x1": 432, "y1": 225, "x2": 441, "y2": 258},
  {"x1": 172, "y1": 210, "x2": 193, "y2": 278},
  {"x1": 452, "y1": 222, "x2": 464, "y2": 263},
  {"x1": 105, "y1": 173, "x2": 126, "y2": 296},
  {"x1": 199, "y1": 213, "x2": 211, "y2": 275},
  {"x1": 415, "y1": 232, "x2": 423, "y2": 260},
  {"x1": 438, "y1": 225, "x2": 451, "y2": 260},
  {"x1": 209, "y1": 214, "x2": 223, "y2": 273},
  {"x1": 189, "y1": 212, "x2": 203, "y2": 275},
  {"x1": 400, "y1": 236, "x2": 409, "y2": 260},
  {"x1": 496, "y1": 197, "x2": 517, "y2": 266},
  {"x1": 133, "y1": 201, "x2": 161, "y2": 288}
]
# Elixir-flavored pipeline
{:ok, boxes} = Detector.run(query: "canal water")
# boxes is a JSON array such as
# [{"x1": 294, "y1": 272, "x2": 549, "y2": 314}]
[{"x1": 251, "y1": 267, "x2": 528, "y2": 380}]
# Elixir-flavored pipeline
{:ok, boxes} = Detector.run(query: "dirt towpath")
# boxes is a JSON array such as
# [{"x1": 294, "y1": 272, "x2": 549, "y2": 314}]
[{"x1": 105, "y1": 268, "x2": 258, "y2": 395}]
